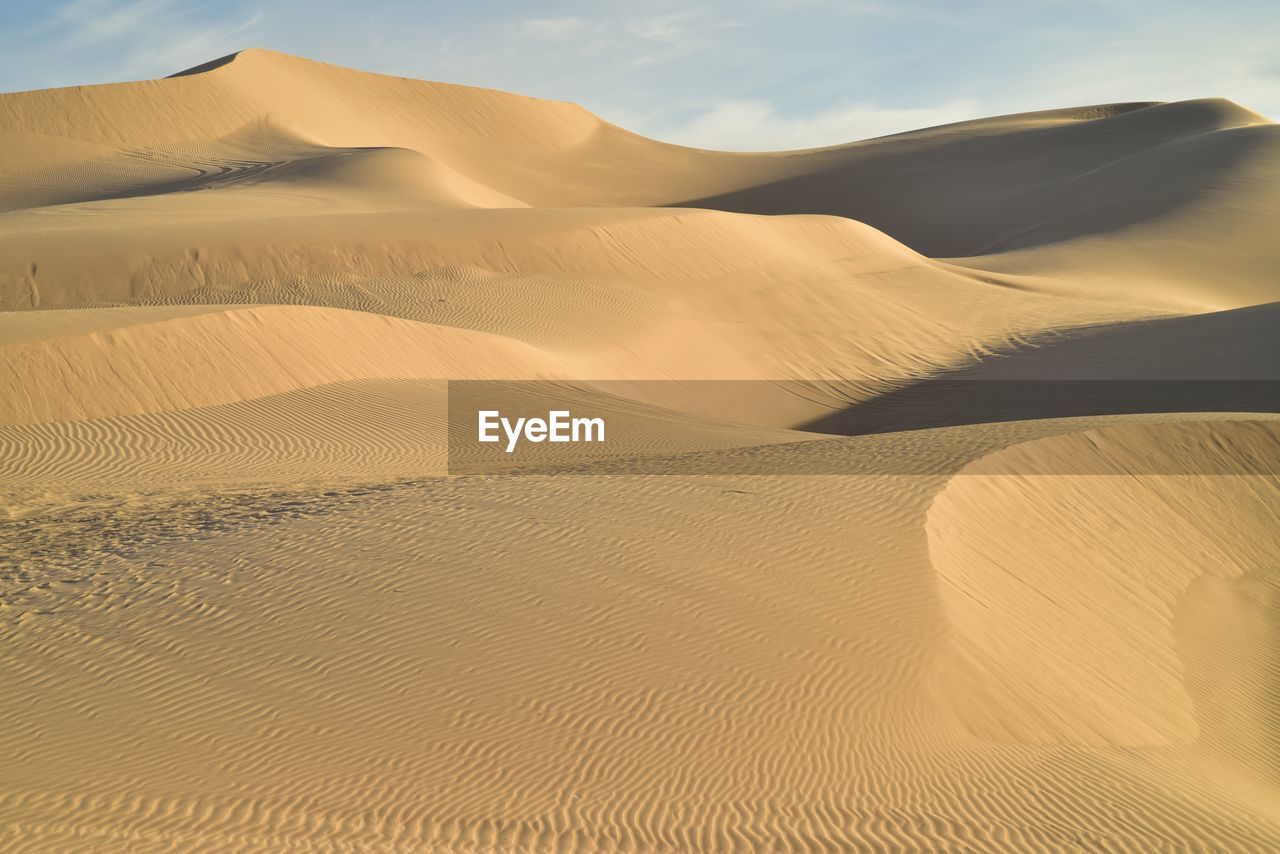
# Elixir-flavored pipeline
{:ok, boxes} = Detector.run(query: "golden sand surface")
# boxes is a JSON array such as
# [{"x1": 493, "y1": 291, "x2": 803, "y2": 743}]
[{"x1": 2, "y1": 50, "x2": 1279, "y2": 850}]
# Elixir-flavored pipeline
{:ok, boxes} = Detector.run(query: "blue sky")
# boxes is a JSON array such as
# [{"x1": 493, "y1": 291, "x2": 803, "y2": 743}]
[{"x1": 1, "y1": 0, "x2": 1276, "y2": 149}]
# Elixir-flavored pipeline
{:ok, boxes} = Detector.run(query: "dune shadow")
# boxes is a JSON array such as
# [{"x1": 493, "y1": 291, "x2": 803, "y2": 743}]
[
  {"x1": 802, "y1": 379, "x2": 1280, "y2": 436},
  {"x1": 668, "y1": 103, "x2": 1272, "y2": 257},
  {"x1": 167, "y1": 52, "x2": 241, "y2": 78},
  {"x1": 802, "y1": 304, "x2": 1280, "y2": 435}
]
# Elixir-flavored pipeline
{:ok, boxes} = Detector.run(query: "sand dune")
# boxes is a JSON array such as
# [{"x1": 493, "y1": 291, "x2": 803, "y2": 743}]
[
  {"x1": 929, "y1": 421, "x2": 1280, "y2": 749},
  {"x1": 2, "y1": 49, "x2": 1279, "y2": 850},
  {"x1": 4, "y1": 50, "x2": 1275, "y2": 312},
  {"x1": 0, "y1": 305, "x2": 571, "y2": 425}
]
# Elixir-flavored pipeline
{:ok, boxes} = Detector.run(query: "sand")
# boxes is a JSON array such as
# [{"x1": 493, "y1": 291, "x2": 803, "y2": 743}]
[{"x1": 2, "y1": 49, "x2": 1278, "y2": 850}]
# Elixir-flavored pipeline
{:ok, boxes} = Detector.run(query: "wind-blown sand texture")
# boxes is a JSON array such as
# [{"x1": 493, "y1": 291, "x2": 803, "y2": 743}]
[{"x1": 2, "y1": 50, "x2": 1279, "y2": 851}]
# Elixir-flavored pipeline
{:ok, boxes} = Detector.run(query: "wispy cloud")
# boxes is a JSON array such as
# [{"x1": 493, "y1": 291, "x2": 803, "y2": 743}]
[
  {"x1": 626, "y1": 11, "x2": 699, "y2": 44},
  {"x1": 624, "y1": 10, "x2": 717, "y2": 67},
  {"x1": 514, "y1": 17, "x2": 598, "y2": 42},
  {"x1": 52, "y1": 0, "x2": 173, "y2": 47},
  {"x1": 5, "y1": 0, "x2": 263, "y2": 87},
  {"x1": 122, "y1": 8, "x2": 263, "y2": 78},
  {"x1": 659, "y1": 98, "x2": 984, "y2": 151}
]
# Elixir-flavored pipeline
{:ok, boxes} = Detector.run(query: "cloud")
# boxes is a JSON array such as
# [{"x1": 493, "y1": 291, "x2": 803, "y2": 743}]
[
  {"x1": 52, "y1": 0, "x2": 173, "y2": 47},
  {"x1": 515, "y1": 17, "x2": 598, "y2": 42},
  {"x1": 656, "y1": 98, "x2": 984, "y2": 151},
  {"x1": 9, "y1": 0, "x2": 265, "y2": 86},
  {"x1": 626, "y1": 11, "x2": 697, "y2": 44},
  {"x1": 752, "y1": 0, "x2": 892, "y2": 16},
  {"x1": 131, "y1": 14, "x2": 262, "y2": 78},
  {"x1": 623, "y1": 10, "x2": 710, "y2": 67},
  {"x1": 1005, "y1": 22, "x2": 1280, "y2": 123}
]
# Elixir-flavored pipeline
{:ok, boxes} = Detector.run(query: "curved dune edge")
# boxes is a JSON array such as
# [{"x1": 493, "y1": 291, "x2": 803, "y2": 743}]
[
  {"x1": 0, "y1": 305, "x2": 571, "y2": 425},
  {"x1": 0, "y1": 377, "x2": 825, "y2": 498},
  {"x1": 925, "y1": 419, "x2": 1280, "y2": 774},
  {"x1": 0, "y1": 205, "x2": 933, "y2": 310}
]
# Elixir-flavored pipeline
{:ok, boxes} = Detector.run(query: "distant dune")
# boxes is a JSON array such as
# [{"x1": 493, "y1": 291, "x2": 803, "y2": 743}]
[{"x1": 2, "y1": 50, "x2": 1278, "y2": 851}]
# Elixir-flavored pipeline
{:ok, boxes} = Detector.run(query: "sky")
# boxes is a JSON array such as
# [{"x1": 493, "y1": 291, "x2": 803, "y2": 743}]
[{"x1": 0, "y1": 0, "x2": 1276, "y2": 150}]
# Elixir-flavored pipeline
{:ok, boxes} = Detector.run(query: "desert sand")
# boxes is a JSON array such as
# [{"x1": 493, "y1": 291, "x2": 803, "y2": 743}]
[{"x1": 2, "y1": 49, "x2": 1279, "y2": 851}]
